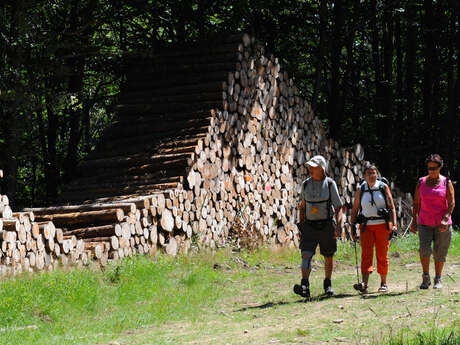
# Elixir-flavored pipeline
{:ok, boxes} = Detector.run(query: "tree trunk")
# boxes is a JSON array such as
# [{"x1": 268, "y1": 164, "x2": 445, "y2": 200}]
[
  {"x1": 3, "y1": 111, "x2": 18, "y2": 208},
  {"x1": 404, "y1": 0, "x2": 418, "y2": 186},
  {"x1": 423, "y1": 0, "x2": 435, "y2": 135},
  {"x1": 370, "y1": 0, "x2": 383, "y2": 116},
  {"x1": 395, "y1": 11, "x2": 404, "y2": 158},
  {"x1": 328, "y1": 0, "x2": 344, "y2": 139},
  {"x1": 346, "y1": 0, "x2": 361, "y2": 131},
  {"x1": 381, "y1": 0, "x2": 394, "y2": 177},
  {"x1": 312, "y1": 0, "x2": 328, "y2": 111}
]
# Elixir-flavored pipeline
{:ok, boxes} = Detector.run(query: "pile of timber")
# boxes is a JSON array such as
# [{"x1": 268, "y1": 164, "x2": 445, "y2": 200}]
[
  {"x1": 26, "y1": 196, "x2": 182, "y2": 263},
  {"x1": 0, "y1": 191, "x2": 84, "y2": 275},
  {"x1": 2, "y1": 34, "x2": 412, "y2": 275}
]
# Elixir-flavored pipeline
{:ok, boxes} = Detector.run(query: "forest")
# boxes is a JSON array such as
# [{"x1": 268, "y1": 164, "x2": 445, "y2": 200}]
[{"x1": 1, "y1": 0, "x2": 459, "y2": 220}]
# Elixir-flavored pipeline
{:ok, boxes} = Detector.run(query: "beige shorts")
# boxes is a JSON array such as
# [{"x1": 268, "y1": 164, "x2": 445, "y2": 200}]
[{"x1": 418, "y1": 224, "x2": 452, "y2": 262}]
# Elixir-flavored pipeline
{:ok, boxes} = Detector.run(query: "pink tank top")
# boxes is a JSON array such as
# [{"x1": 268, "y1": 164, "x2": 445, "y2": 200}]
[{"x1": 418, "y1": 176, "x2": 452, "y2": 226}]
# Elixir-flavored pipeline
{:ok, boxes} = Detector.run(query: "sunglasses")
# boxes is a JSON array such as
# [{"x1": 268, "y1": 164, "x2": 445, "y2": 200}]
[{"x1": 427, "y1": 166, "x2": 440, "y2": 171}]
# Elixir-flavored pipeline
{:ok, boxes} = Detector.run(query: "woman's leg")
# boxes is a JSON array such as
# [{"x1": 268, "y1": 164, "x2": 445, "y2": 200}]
[
  {"x1": 418, "y1": 225, "x2": 434, "y2": 289},
  {"x1": 374, "y1": 223, "x2": 390, "y2": 290},
  {"x1": 420, "y1": 256, "x2": 430, "y2": 275},
  {"x1": 434, "y1": 261, "x2": 444, "y2": 277},
  {"x1": 433, "y1": 226, "x2": 452, "y2": 288},
  {"x1": 360, "y1": 225, "x2": 375, "y2": 284},
  {"x1": 375, "y1": 223, "x2": 390, "y2": 285}
]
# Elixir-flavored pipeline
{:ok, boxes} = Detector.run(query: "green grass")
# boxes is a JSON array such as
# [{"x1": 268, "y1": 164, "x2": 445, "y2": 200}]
[
  {"x1": 378, "y1": 328, "x2": 460, "y2": 345},
  {"x1": 0, "y1": 231, "x2": 458, "y2": 344},
  {"x1": 0, "y1": 255, "x2": 226, "y2": 344}
]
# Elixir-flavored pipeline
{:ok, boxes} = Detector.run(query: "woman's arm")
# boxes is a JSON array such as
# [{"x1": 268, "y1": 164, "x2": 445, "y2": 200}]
[
  {"x1": 384, "y1": 184, "x2": 397, "y2": 229},
  {"x1": 350, "y1": 187, "x2": 361, "y2": 225},
  {"x1": 439, "y1": 180, "x2": 455, "y2": 232},
  {"x1": 446, "y1": 180, "x2": 455, "y2": 218},
  {"x1": 411, "y1": 181, "x2": 421, "y2": 233}
]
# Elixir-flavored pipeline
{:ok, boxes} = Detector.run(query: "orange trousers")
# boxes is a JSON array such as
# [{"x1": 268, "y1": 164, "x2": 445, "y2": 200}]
[{"x1": 360, "y1": 223, "x2": 390, "y2": 276}]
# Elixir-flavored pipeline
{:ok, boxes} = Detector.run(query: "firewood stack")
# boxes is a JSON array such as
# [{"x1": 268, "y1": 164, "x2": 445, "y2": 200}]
[{"x1": 0, "y1": 33, "x2": 412, "y2": 275}]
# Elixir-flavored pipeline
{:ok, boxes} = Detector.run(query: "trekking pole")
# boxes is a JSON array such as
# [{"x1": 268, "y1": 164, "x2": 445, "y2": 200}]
[
  {"x1": 353, "y1": 241, "x2": 360, "y2": 284},
  {"x1": 352, "y1": 225, "x2": 360, "y2": 285}
]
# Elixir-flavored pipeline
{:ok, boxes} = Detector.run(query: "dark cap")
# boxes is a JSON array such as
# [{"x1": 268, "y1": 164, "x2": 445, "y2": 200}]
[{"x1": 425, "y1": 154, "x2": 443, "y2": 168}]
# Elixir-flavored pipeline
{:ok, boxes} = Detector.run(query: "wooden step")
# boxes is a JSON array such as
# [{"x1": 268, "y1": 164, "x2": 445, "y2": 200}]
[
  {"x1": 76, "y1": 155, "x2": 190, "y2": 179},
  {"x1": 58, "y1": 182, "x2": 180, "y2": 204},
  {"x1": 103, "y1": 116, "x2": 212, "y2": 140},
  {"x1": 87, "y1": 134, "x2": 206, "y2": 161},
  {"x1": 120, "y1": 81, "x2": 225, "y2": 100},
  {"x1": 116, "y1": 101, "x2": 223, "y2": 117}
]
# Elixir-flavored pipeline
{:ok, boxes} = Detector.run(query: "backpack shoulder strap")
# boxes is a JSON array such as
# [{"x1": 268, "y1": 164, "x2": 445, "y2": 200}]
[
  {"x1": 326, "y1": 176, "x2": 332, "y2": 189},
  {"x1": 445, "y1": 175, "x2": 450, "y2": 186},
  {"x1": 301, "y1": 177, "x2": 310, "y2": 193},
  {"x1": 359, "y1": 181, "x2": 367, "y2": 199},
  {"x1": 326, "y1": 177, "x2": 333, "y2": 218},
  {"x1": 379, "y1": 181, "x2": 389, "y2": 209}
]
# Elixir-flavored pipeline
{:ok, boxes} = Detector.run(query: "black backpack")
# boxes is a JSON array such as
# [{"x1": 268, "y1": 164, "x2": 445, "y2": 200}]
[
  {"x1": 356, "y1": 177, "x2": 391, "y2": 230},
  {"x1": 359, "y1": 177, "x2": 390, "y2": 210}
]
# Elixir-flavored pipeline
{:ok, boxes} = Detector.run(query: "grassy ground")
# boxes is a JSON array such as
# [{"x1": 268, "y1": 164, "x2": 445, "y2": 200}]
[{"x1": 0, "y1": 232, "x2": 459, "y2": 345}]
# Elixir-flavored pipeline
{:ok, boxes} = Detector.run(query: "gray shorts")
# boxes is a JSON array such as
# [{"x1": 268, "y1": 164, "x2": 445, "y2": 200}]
[
  {"x1": 298, "y1": 220, "x2": 337, "y2": 257},
  {"x1": 418, "y1": 224, "x2": 452, "y2": 262}
]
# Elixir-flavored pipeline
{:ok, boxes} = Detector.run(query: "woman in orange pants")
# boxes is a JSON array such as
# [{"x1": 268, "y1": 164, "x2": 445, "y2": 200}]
[{"x1": 350, "y1": 164, "x2": 397, "y2": 293}]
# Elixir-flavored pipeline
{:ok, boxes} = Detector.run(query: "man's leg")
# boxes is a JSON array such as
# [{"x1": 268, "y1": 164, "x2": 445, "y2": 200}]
[
  {"x1": 320, "y1": 223, "x2": 337, "y2": 296},
  {"x1": 324, "y1": 256, "x2": 333, "y2": 279},
  {"x1": 302, "y1": 250, "x2": 314, "y2": 280},
  {"x1": 294, "y1": 250, "x2": 315, "y2": 298},
  {"x1": 295, "y1": 223, "x2": 317, "y2": 298}
]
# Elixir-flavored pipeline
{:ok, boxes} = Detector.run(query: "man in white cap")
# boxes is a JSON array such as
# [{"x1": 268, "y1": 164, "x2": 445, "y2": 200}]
[{"x1": 294, "y1": 155, "x2": 343, "y2": 298}]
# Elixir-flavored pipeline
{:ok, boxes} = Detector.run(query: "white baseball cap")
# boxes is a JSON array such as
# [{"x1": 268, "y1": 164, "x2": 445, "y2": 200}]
[{"x1": 306, "y1": 155, "x2": 327, "y2": 172}]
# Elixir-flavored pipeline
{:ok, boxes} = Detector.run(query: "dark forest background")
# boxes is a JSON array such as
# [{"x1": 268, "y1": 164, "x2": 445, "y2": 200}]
[{"x1": 1, "y1": 0, "x2": 459, "y2": 220}]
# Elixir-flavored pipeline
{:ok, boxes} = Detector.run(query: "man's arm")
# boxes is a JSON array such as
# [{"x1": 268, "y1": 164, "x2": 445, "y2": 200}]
[
  {"x1": 334, "y1": 205, "x2": 343, "y2": 238},
  {"x1": 298, "y1": 200, "x2": 306, "y2": 224},
  {"x1": 330, "y1": 180, "x2": 344, "y2": 237}
]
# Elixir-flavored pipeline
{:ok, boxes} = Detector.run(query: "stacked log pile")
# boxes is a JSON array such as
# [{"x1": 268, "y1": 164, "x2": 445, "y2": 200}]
[
  {"x1": 1, "y1": 34, "x2": 411, "y2": 275},
  {"x1": 0, "y1": 188, "x2": 81, "y2": 274}
]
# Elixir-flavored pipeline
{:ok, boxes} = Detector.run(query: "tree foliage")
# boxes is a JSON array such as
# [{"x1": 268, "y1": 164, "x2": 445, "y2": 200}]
[{"x1": 1, "y1": 1, "x2": 459, "y2": 220}]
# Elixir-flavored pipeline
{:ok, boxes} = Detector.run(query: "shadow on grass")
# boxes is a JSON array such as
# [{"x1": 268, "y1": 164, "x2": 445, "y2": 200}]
[
  {"x1": 234, "y1": 289, "x2": 419, "y2": 312},
  {"x1": 234, "y1": 293, "x2": 357, "y2": 311},
  {"x1": 235, "y1": 300, "x2": 294, "y2": 311},
  {"x1": 360, "y1": 290, "x2": 417, "y2": 300}
]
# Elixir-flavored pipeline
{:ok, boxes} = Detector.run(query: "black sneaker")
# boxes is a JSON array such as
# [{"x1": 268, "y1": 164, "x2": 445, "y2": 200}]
[
  {"x1": 293, "y1": 278, "x2": 310, "y2": 298},
  {"x1": 420, "y1": 273, "x2": 431, "y2": 289},
  {"x1": 324, "y1": 278, "x2": 334, "y2": 296}
]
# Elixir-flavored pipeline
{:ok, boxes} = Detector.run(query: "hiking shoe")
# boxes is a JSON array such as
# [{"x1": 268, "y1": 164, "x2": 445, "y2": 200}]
[
  {"x1": 378, "y1": 283, "x2": 389, "y2": 293},
  {"x1": 353, "y1": 282, "x2": 368, "y2": 294},
  {"x1": 324, "y1": 278, "x2": 334, "y2": 296},
  {"x1": 433, "y1": 277, "x2": 443, "y2": 289},
  {"x1": 293, "y1": 279, "x2": 310, "y2": 298},
  {"x1": 420, "y1": 273, "x2": 431, "y2": 289}
]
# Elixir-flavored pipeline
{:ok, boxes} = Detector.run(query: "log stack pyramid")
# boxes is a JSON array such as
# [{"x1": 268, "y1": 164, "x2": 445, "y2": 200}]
[{"x1": 0, "y1": 34, "x2": 413, "y2": 275}]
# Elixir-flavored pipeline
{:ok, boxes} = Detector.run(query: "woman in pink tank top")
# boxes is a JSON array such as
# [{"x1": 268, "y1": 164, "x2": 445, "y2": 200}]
[{"x1": 411, "y1": 154, "x2": 455, "y2": 289}]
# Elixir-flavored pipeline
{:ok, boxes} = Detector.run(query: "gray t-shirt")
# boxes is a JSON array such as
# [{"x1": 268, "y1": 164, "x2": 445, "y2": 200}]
[{"x1": 301, "y1": 177, "x2": 343, "y2": 220}]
